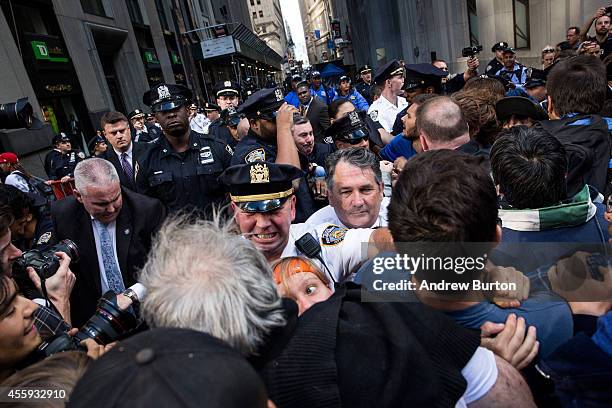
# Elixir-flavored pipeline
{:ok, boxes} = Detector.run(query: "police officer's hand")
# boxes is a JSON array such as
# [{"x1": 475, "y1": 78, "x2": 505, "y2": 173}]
[
  {"x1": 27, "y1": 252, "x2": 76, "y2": 324},
  {"x1": 275, "y1": 103, "x2": 299, "y2": 135},
  {"x1": 60, "y1": 175, "x2": 71, "y2": 183}
]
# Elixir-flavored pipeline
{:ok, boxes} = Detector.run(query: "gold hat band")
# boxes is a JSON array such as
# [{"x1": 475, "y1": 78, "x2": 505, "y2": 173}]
[{"x1": 230, "y1": 188, "x2": 294, "y2": 203}]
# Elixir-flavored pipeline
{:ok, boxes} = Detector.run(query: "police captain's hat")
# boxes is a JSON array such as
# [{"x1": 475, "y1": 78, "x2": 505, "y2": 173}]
[
  {"x1": 143, "y1": 83, "x2": 192, "y2": 112},
  {"x1": 238, "y1": 88, "x2": 285, "y2": 119},
  {"x1": 52, "y1": 132, "x2": 71, "y2": 145},
  {"x1": 495, "y1": 96, "x2": 549, "y2": 123},
  {"x1": 359, "y1": 65, "x2": 372, "y2": 75},
  {"x1": 219, "y1": 162, "x2": 304, "y2": 213},
  {"x1": 128, "y1": 109, "x2": 146, "y2": 120},
  {"x1": 325, "y1": 110, "x2": 370, "y2": 142},
  {"x1": 492, "y1": 42, "x2": 510, "y2": 52},
  {"x1": 214, "y1": 80, "x2": 241, "y2": 98},
  {"x1": 374, "y1": 60, "x2": 405, "y2": 85},
  {"x1": 403, "y1": 63, "x2": 447, "y2": 91},
  {"x1": 204, "y1": 102, "x2": 221, "y2": 112}
]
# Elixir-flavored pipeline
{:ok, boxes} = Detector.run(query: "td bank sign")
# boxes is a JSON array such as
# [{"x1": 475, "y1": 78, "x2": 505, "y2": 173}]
[{"x1": 31, "y1": 41, "x2": 69, "y2": 63}]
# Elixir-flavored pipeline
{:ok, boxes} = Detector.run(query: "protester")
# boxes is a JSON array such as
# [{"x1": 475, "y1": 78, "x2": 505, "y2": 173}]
[{"x1": 541, "y1": 46, "x2": 556, "y2": 69}]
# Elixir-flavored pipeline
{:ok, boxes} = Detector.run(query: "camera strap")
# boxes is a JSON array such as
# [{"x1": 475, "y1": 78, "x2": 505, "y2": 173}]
[{"x1": 39, "y1": 277, "x2": 61, "y2": 317}]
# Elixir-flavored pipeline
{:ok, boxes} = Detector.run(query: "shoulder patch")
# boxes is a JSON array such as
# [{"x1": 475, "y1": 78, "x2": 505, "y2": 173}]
[
  {"x1": 77, "y1": 152, "x2": 86, "y2": 159},
  {"x1": 37, "y1": 231, "x2": 52, "y2": 245},
  {"x1": 245, "y1": 148, "x2": 266, "y2": 163},
  {"x1": 321, "y1": 224, "x2": 348, "y2": 246},
  {"x1": 369, "y1": 110, "x2": 379, "y2": 121},
  {"x1": 225, "y1": 144, "x2": 234, "y2": 156}
]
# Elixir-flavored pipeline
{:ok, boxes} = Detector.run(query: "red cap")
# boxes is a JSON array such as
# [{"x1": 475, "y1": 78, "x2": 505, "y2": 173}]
[{"x1": 0, "y1": 152, "x2": 18, "y2": 164}]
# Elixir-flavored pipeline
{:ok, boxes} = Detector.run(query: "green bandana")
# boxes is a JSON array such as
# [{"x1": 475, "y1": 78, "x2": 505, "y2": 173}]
[{"x1": 499, "y1": 185, "x2": 597, "y2": 231}]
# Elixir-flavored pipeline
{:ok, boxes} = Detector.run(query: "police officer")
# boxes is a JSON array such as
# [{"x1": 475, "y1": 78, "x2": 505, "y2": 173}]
[
  {"x1": 326, "y1": 110, "x2": 372, "y2": 152},
  {"x1": 220, "y1": 106, "x2": 242, "y2": 148},
  {"x1": 220, "y1": 161, "x2": 388, "y2": 281},
  {"x1": 354, "y1": 65, "x2": 374, "y2": 105},
  {"x1": 87, "y1": 135, "x2": 108, "y2": 158},
  {"x1": 368, "y1": 60, "x2": 408, "y2": 133},
  {"x1": 233, "y1": 87, "x2": 316, "y2": 222},
  {"x1": 128, "y1": 109, "x2": 161, "y2": 143},
  {"x1": 137, "y1": 83, "x2": 232, "y2": 215},
  {"x1": 208, "y1": 80, "x2": 242, "y2": 146},
  {"x1": 309, "y1": 71, "x2": 335, "y2": 105},
  {"x1": 485, "y1": 42, "x2": 508, "y2": 76},
  {"x1": 44, "y1": 133, "x2": 85, "y2": 181},
  {"x1": 242, "y1": 77, "x2": 257, "y2": 100},
  {"x1": 494, "y1": 47, "x2": 528, "y2": 86},
  {"x1": 333, "y1": 75, "x2": 370, "y2": 111}
]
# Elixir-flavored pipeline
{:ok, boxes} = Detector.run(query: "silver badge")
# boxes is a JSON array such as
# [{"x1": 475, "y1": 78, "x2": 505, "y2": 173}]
[
  {"x1": 274, "y1": 88, "x2": 284, "y2": 102},
  {"x1": 227, "y1": 106, "x2": 237, "y2": 114},
  {"x1": 348, "y1": 111, "x2": 360, "y2": 126},
  {"x1": 157, "y1": 85, "x2": 171, "y2": 100},
  {"x1": 369, "y1": 110, "x2": 379, "y2": 122},
  {"x1": 245, "y1": 148, "x2": 265, "y2": 163},
  {"x1": 224, "y1": 81, "x2": 232, "y2": 87},
  {"x1": 200, "y1": 146, "x2": 214, "y2": 164}
]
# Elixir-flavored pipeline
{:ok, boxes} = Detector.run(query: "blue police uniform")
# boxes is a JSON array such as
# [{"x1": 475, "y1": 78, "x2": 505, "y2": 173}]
[
  {"x1": 333, "y1": 89, "x2": 370, "y2": 111},
  {"x1": 495, "y1": 63, "x2": 528, "y2": 86},
  {"x1": 380, "y1": 135, "x2": 417, "y2": 162},
  {"x1": 310, "y1": 85, "x2": 335, "y2": 105},
  {"x1": 46, "y1": 150, "x2": 83, "y2": 180}
]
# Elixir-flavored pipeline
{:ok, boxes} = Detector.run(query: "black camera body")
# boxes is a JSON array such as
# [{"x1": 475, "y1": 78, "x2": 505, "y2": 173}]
[
  {"x1": 0, "y1": 98, "x2": 43, "y2": 130},
  {"x1": 13, "y1": 239, "x2": 79, "y2": 280},
  {"x1": 37, "y1": 290, "x2": 138, "y2": 357},
  {"x1": 462, "y1": 45, "x2": 483, "y2": 58},
  {"x1": 606, "y1": 5, "x2": 612, "y2": 15}
]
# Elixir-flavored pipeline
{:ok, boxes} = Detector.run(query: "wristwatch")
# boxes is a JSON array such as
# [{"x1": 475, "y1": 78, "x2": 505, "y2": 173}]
[{"x1": 121, "y1": 288, "x2": 140, "y2": 305}]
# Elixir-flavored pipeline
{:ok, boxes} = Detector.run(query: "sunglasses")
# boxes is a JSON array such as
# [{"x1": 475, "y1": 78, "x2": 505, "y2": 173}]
[{"x1": 542, "y1": 48, "x2": 555, "y2": 54}]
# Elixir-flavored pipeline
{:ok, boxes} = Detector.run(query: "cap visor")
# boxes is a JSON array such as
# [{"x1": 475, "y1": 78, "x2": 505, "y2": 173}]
[
  {"x1": 153, "y1": 100, "x2": 187, "y2": 112},
  {"x1": 237, "y1": 198, "x2": 287, "y2": 213}
]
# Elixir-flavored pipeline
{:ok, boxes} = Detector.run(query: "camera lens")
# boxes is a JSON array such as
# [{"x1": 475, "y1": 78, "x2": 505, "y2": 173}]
[
  {"x1": 54, "y1": 239, "x2": 80, "y2": 263},
  {"x1": 0, "y1": 98, "x2": 43, "y2": 130},
  {"x1": 74, "y1": 294, "x2": 137, "y2": 345}
]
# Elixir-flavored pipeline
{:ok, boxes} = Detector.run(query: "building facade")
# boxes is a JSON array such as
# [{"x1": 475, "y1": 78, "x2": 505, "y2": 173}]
[
  {"x1": 0, "y1": 0, "x2": 184, "y2": 157},
  {"x1": 345, "y1": 0, "x2": 611, "y2": 75},
  {"x1": 247, "y1": 0, "x2": 287, "y2": 57}
]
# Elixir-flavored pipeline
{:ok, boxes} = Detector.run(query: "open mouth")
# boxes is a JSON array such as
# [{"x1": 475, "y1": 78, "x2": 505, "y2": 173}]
[{"x1": 253, "y1": 232, "x2": 278, "y2": 241}]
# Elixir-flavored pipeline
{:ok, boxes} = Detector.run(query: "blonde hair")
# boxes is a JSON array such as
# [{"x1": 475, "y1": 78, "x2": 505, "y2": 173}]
[{"x1": 271, "y1": 256, "x2": 330, "y2": 295}]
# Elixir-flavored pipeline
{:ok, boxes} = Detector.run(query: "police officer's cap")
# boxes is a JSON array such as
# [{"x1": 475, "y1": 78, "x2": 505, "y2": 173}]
[
  {"x1": 373, "y1": 60, "x2": 405, "y2": 85},
  {"x1": 214, "y1": 80, "x2": 241, "y2": 98},
  {"x1": 52, "y1": 132, "x2": 71, "y2": 145},
  {"x1": 495, "y1": 96, "x2": 548, "y2": 122},
  {"x1": 143, "y1": 83, "x2": 192, "y2": 112},
  {"x1": 221, "y1": 106, "x2": 241, "y2": 127},
  {"x1": 359, "y1": 65, "x2": 372, "y2": 75},
  {"x1": 88, "y1": 135, "x2": 106, "y2": 151},
  {"x1": 492, "y1": 42, "x2": 509, "y2": 52},
  {"x1": 339, "y1": 75, "x2": 351, "y2": 83},
  {"x1": 296, "y1": 79, "x2": 310, "y2": 89},
  {"x1": 309, "y1": 70, "x2": 322, "y2": 79},
  {"x1": 204, "y1": 102, "x2": 221, "y2": 112},
  {"x1": 291, "y1": 74, "x2": 302, "y2": 82},
  {"x1": 128, "y1": 109, "x2": 146, "y2": 121},
  {"x1": 325, "y1": 110, "x2": 370, "y2": 142},
  {"x1": 238, "y1": 88, "x2": 285, "y2": 119},
  {"x1": 219, "y1": 162, "x2": 304, "y2": 213},
  {"x1": 403, "y1": 63, "x2": 447, "y2": 91},
  {"x1": 502, "y1": 46, "x2": 516, "y2": 55}
]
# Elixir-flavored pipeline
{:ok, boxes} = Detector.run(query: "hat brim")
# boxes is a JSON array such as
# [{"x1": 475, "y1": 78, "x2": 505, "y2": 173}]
[
  {"x1": 152, "y1": 99, "x2": 189, "y2": 112},
  {"x1": 237, "y1": 197, "x2": 289, "y2": 213},
  {"x1": 216, "y1": 90, "x2": 240, "y2": 97},
  {"x1": 495, "y1": 97, "x2": 549, "y2": 122},
  {"x1": 129, "y1": 114, "x2": 146, "y2": 120}
]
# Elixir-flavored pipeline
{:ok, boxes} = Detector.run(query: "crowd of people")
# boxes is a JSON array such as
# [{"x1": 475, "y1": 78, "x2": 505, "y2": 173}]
[{"x1": 1, "y1": 5, "x2": 612, "y2": 407}]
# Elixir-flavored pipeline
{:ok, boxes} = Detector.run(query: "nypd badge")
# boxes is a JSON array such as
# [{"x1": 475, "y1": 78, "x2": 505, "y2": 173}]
[
  {"x1": 36, "y1": 231, "x2": 53, "y2": 245},
  {"x1": 245, "y1": 148, "x2": 266, "y2": 163},
  {"x1": 369, "y1": 110, "x2": 379, "y2": 122},
  {"x1": 274, "y1": 88, "x2": 284, "y2": 102},
  {"x1": 348, "y1": 111, "x2": 360, "y2": 126},
  {"x1": 157, "y1": 85, "x2": 171, "y2": 100},
  {"x1": 225, "y1": 144, "x2": 234, "y2": 156},
  {"x1": 224, "y1": 80, "x2": 232, "y2": 87},
  {"x1": 199, "y1": 146, "x2": 214, "y2": 165},
  {"x1": 250, "y1": 163, "x2": 270, "y2": 183},
  {"x1": 321, "y1": 225, "x2": 348, "y2": 246}
]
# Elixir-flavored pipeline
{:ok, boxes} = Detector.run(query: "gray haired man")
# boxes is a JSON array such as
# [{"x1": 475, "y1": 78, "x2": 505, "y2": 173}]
[{"x1": 50, "y1": 158, "x2": 166, "y2": 327}]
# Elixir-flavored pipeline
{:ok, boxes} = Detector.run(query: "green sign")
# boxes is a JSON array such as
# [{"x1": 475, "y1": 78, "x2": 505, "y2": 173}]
[
  {"x1": 144, "y1": 50, "x2": 159, "y2": 64},
  {"x1": 171, "y1": 51, "x2": 182, "y2": 65},
  {"x1": 31, "y1": 41, "x2": 69, "y2": 63}
]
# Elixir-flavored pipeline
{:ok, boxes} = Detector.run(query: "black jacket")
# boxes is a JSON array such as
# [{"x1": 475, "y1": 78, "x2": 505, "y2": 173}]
[
  {"x1": 100, "y1": 142, "x2": 149, "y2": 190},
  {"x1": 303, "y1": 96, "x2": 332, "y2": 144}
]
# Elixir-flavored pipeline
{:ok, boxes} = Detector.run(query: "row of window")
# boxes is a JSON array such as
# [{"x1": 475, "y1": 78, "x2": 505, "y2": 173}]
[
  {"x1": 467, "y1": 0, "x2": 530, "y2": 49},
  {"x1": 252, "y1": 10, "x2": 264, "y2": 19},
  {"x1": 250, "y1": 0, "x2": 262, "y2": 5}
]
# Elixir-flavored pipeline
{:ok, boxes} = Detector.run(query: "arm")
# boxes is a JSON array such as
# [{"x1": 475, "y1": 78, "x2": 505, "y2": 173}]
[
  {"x1": 581, "y1": 7, "x2": 606, "y2": 41},
  {"x1": 379, "y1": 128, "x2": 394, "y2": 145},
  {"x1": 274, "y1": 103, "x2": 300, "y2": 168},
  {"x1": 356, "y1": 92, "x2": 370, "y2": 111}
]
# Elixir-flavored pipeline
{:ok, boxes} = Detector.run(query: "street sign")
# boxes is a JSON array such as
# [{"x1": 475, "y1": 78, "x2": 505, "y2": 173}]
[{"x1": 201, "y1": 36, "x2": 236, "y2": 59}]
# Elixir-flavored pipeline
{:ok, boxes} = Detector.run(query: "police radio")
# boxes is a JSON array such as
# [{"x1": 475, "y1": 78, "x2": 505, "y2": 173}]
[{"x1": 295, "y1": 233, "x2": 336, "y2": 284}]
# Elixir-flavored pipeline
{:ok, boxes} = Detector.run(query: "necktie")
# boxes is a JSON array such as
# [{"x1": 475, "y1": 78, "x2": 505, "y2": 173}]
[
  {"x1": 120, "y1": 152, "x2": 133, "y2": 181},
  {"x1": 94, "y1": 220, "x2": 125, "y2": 294}
]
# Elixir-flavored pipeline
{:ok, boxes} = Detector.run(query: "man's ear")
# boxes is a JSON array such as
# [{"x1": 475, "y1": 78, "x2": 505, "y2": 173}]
[
  {"x1": 547, "y1": 95, "x2": 558, "y2": 119},
  {"x1": 74, "y1": 189, "x2": 83, "y2": 204},
  {"x1": 419, "y1": 133, "x2": 429, "y2": 151}
]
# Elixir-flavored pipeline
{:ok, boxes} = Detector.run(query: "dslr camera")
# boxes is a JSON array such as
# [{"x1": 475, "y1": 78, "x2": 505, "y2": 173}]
[
  {"x1": 606, "y1": 5, "x2": 612, "y2": 15},
  {"x1": 462, "y1": 45, "x2": 483, "y2": 58},
  {"x1": 0, "y1": 98, "x2": 44, "y2": 130},
  {"x1": 12, "y1": 240, "x2": 79, "y2": 299}
]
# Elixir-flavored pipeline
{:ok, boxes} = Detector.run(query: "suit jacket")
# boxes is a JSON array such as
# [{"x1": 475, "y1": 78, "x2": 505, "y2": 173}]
[
  {"x1": 100, "y1": 142, "x2": 148, "y2": 190},
  {"x1": 303, "y1": 96, "x2": 331, "y2": 144},
  {"x1": 51, "y1": 188, "x2": 166, "y2": 327}
]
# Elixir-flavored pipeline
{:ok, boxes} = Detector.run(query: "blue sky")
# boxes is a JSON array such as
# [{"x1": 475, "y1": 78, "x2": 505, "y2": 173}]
[{"x1": 279, "y1": 0, "x2": 309, "y2": 65}]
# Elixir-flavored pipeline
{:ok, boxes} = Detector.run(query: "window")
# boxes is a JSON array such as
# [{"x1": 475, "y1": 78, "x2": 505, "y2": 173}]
[
  {"x1": 513, "y1": 0, "x2": 530, "y2": 49},
  {"x1": 126, "y1": 0, "x2": 144, "y2": 24},
  {"x1": 259, "y1": 10, "x2": 263, "y2": 17},
  {"x1": 250, "y1": 0, "x2": 254, "y2": 5},
  {"x1": 252, "y1": 11, "x2": 257, "y2": 19},
  {"x1": 466, "y1": 0, "x2": 479, "y2": 46},
  {"x1": 80, "y1": 0, "x2": 111, "y2": 17},
  {"x1": 262, "y1": 25, "x2": 267, "y2": 33}
]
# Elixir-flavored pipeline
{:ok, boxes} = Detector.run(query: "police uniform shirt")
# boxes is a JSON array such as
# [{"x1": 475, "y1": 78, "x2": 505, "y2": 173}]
[
  {"x1": 355, "y1": 81, "x2": 373, "y2": 105},
  {"x1": 495, "y1": 64, "x2": 528, "y2": 86},
  {"x1": 136, "y1": 130, "x2": 232, "y2": 213},
  {"x1": 306, "y1": 197, "x2": 390, "y2": 229},
  {"x1": 208, "y1": 119, "x2": 236, "y2": 148},
  {"x1": 367, "y1": 95, "x2": 409, "y2": 133},
  {"x1": 282, "y1": 222, "x2": 374, "y2": 282},
  {"x1": 48, "y1": 150, "x2": 84, "y2": 180},
  {"x1": 485, "y1": 58, "x2": 504, "y2": 77}
]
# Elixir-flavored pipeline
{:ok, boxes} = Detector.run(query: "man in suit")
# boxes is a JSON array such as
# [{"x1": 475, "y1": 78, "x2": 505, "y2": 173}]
[
  {"x1": 100, "y1": 111, "x2": 148, "y2": 190},
  {"x1": 51, "y1": 158, "x2": 166, "y2": 327},
  {"x1": 296, "y1": 80, "x2": 331, "y2": 144}
]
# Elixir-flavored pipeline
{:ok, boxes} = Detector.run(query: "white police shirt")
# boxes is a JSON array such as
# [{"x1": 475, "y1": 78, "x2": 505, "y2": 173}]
[
  {"x1": 306, "y1": 197, "x2": 390, "y2": 228},
  {"x1": 367, "y1": 94, "x2": 408, "y2": 132},
  {"x1": 281, "y1": 223, "x2": 373, "y2": 282}
]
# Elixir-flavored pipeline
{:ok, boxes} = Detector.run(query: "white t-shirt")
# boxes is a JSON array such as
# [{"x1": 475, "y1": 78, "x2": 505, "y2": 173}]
[
  {"x1": 306, "y1": 197, "x2": 390, "y2": 228},
  {"x1": 367, "y1": 94, "x2": 408, "y2": 132},
  {"x1": 455, "y1": 347, "x2": 498, "y2": 407},
  {"x1": 190, "y1": 114, "x2": 211, "y2": 134},
  {"x1": 281, "y1": 222, "x2": 373, "y2": 282},
  {"x1": 5, "y1": 171, "x2": 32, "y2": 193}
]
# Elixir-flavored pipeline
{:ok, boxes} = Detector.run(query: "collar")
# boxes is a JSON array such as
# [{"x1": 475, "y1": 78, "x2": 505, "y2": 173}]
[
  {"x1": 499, "y1": 185, "x2": 597, "y2": 231},
  {"x1": 113, "y1": 142, "x2": 133, "y2": 157}
]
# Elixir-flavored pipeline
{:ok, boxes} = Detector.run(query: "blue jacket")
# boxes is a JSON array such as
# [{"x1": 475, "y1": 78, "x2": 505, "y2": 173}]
[
  {"x1": 311, "y1": 85, "x2": 335, "y2": 105},
  {"x1": 333, "y1": 89, "x2": 370, "y2": 111},
  {"x1": 284, "y1": 91, "x2": 299, "y2": 108},
  {"x1": 380, "y1": 135, "x2": 417, "y2": 162}
]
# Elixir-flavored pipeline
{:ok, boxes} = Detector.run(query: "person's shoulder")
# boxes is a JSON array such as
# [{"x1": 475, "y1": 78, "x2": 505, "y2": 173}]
[
  {"x1": 123, "y1": 188, "x2": 164, "y2": 211},
  {"x1": 51, "y1": 195, "x2": 79, "y2": 215},
  {"x1": 306, "y1": 205, "x2": 340, "y2": 226}
]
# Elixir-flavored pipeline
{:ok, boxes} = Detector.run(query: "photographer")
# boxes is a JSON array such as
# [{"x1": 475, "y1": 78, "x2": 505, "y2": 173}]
[{"x1": 580, "y1": 6, "x2": 612, "y2": 58}]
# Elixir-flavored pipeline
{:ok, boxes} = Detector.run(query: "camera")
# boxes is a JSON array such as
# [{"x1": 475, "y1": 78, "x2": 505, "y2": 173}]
[
  {"x1": 13, "y1": 239, "x2": 79, "y2": 280},
  {"x1": 606, "y1": 5, "x2": 612, "y2": 15},
  {"x1": 462, "y1": 45, "x2": 483, "y2": 58},
  {"x1": 0, "y1": 98, "x2": 44, "y2": 130},
  {"x1": 221, "y1": 107, "x2": 242, "y2": 128},
  {"x1": 36, "y1": 290, "x2": 139, "y2": 357}
]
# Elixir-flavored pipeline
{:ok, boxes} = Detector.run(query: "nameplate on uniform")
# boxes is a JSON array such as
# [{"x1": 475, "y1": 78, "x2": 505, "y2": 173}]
[
  {"x1": 245, "y1": 148, "x2": 265, "y2": 163},
  {"x1": 321, "y1": 225, "x2": 347, "y2": 246},
  {"x1": 200, "y1": 146, "x2": 214, "y2": 165}
]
